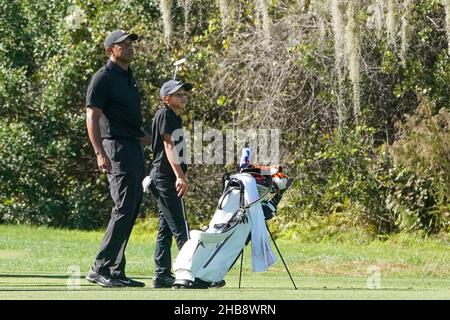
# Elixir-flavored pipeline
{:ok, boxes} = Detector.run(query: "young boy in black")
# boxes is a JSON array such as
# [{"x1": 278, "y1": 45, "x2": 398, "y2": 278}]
[{"x1": 149, "y1": 80, "x2": 193, "y2": 288}]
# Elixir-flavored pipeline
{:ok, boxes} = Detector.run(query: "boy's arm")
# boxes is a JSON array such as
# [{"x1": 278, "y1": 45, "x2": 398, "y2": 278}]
[{"x1": 162, "y1": 133, "x2": 188, "y2": 197}]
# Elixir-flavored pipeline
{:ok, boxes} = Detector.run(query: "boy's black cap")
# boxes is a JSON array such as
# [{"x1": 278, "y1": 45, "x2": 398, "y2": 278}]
[
  {"x1": 160, "y1": 80, "x2": 193, "y2": 98},
  {"x1": 104, "y1": 29, "x2": 138, "y2": 49}
]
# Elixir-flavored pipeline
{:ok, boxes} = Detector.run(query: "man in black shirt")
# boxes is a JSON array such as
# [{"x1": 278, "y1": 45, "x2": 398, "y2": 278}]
[
  {"x1": 85, "y1": 29, "x2": 150, "y2": 288},
  {"x1": 149, "y1": 80, "x2": 192, "y2": 288}
]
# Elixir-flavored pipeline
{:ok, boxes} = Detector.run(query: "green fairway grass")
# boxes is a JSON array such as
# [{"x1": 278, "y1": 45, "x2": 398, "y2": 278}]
[{"x1": 0, "y1": 224, "x2": 449, "y2": 300}]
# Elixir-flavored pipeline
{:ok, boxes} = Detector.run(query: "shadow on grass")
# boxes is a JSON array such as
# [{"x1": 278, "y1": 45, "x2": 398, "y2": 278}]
[
  {"x1": 0, "y1": 274, "x2": 150, "y2": 280},
  {"x1": 0, "y1": 288, "x2": 133, "y2": 292},
  {"x1": 0, "y1": 284, "x2": 92, "y2": 288},
  {"x1": 0, "y1": 274, "x2": 69, "y2": 279}
]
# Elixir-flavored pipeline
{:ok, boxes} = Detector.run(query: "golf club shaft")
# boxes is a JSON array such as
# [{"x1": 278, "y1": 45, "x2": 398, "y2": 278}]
[
  {"x1": 181, "y1": 197, "x2": 190, "y2": 240},
  {"x1": 172, "y1": 66, "x2": 178, "y2": 80}
]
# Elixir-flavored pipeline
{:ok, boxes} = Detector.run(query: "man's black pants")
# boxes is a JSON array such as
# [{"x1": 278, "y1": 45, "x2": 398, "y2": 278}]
[
  {"x1": 149, "y1": 169, "x2": 188, "y2": 278},
  {"x1": 92, "y1": 138, "x2": 145, "y2": 278}
]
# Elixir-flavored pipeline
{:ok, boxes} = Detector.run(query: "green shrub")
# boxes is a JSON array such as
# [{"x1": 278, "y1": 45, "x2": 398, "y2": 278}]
[
  {"x1": 285, "y1": 119, "x2": 449, "y2": 236},
  {"x1": 288, "y1": 124, "x2": 395, "y2": 232},
  {"x1": 389, "y1": 98, "x2": 450, "y2": 234}
]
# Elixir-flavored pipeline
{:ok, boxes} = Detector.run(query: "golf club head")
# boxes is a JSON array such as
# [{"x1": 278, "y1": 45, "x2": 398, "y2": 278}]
[
  {"x1": 173, "y1": 58, "x2": 186, "y2": 67},
  {"x1": 172, "y1": 47, "x2": 195, "y2": 79}
]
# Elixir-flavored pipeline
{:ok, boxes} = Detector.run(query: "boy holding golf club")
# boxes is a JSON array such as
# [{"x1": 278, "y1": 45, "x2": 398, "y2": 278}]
[{"x1": 147, "y1": 80, "x2": 193, "y2": 288}]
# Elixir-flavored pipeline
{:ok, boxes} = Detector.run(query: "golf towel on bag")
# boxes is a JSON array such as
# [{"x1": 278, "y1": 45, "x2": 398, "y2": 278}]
[
  {"x1": 239, "y1": 173, "x2": 276, "y2": 272},
  {"x1": 173, "y1": 173, "x2": 276, "y2": 285}
]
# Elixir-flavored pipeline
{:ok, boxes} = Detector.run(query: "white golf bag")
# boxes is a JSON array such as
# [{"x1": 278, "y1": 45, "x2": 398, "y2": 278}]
[{"x1": 173, "y1": 166, "x2": 291, "y2": 289}]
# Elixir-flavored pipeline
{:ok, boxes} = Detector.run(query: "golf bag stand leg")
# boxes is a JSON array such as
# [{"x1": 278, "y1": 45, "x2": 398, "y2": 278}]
[
  {"x1": 238, "y1": 248, "x2": 244, "y2": 289},
  {"x1": 266, "y1": 222, "x2": 297, "y2": 290}
]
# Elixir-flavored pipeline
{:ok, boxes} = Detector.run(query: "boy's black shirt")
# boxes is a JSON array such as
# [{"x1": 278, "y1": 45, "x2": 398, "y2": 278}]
[{"x1": 151, "y1": 105, "x2": 187, "y2": 178}]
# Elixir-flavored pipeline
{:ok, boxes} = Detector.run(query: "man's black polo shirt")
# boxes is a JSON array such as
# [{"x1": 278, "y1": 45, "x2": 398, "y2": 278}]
[
  {"x1": 86, "y1": 60, "x2": 143, "y2": 139},
  {"x1": 151, "y1": 105, "x2": 187, "y2": 178}
]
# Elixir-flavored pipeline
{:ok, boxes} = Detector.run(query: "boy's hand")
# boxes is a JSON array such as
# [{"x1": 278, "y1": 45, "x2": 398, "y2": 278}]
[
  {"x1": 140, "y1": 132, "x2": 151, "y2": 146},
  {"x1": 176, "y1": 177, "x2": 189, "y2": 197}
]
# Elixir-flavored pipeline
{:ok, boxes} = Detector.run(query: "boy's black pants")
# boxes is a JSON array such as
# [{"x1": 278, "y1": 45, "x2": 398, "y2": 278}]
[{"x1": 149, "y1": 168, "x2": 188, "y2": 278}]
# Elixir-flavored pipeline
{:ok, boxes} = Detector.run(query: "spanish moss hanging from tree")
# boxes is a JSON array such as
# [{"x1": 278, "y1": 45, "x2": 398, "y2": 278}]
[
  {"x1": 345, "y1": 0, "x2": 361, "y2": 123},
  {"x1": 160, "y1": 0, "x2": 173, "y2": 47}
]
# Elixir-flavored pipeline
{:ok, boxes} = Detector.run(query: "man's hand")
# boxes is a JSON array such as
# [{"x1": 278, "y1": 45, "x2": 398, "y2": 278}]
[
  {"x1": 87, "y1": 107, "x2": 112, "y2": 174},
  {"x1": 97, "y1": 153, "x2": 112, "y2": 174},
  {"x1": 176, "y1": 177, "x2": 189, "y2": 198}
]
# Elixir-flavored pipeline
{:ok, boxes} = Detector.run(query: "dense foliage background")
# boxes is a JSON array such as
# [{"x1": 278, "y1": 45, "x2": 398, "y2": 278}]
[{"x1": 0, "y1": 0, "x2": 448, "y2": 237}]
